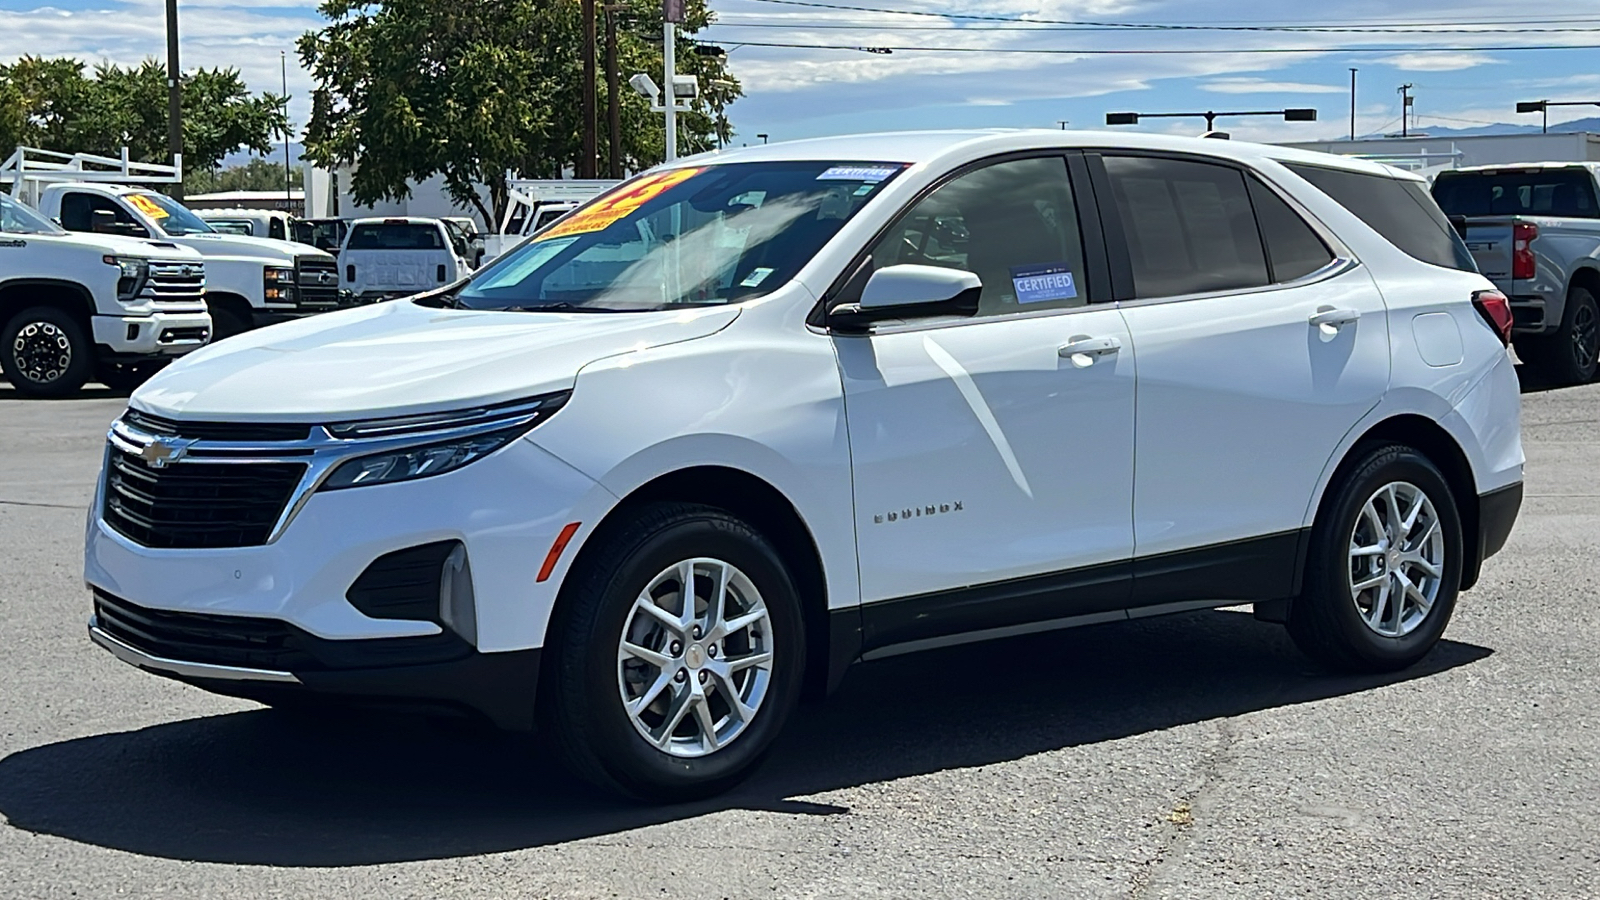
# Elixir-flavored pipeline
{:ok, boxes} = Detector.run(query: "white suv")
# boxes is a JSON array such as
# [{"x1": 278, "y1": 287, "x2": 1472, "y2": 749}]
[{"x1": 85, "y1": 131, "x2": 1524, "y2": 801}]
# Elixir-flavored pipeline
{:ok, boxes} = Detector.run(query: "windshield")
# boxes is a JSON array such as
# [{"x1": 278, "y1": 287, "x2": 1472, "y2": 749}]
[
  {"x1": 1433, "y1": 169, "x2": 1600, "y2": 219},
  {"x1": 0, "y1": 194, "x2": 64, "y2": 235},
  {"x1": 455, "y1": 160, "x2": 905, "y2": 313},
  {"x1": 127, "y1": 192, "x2": 215, "y2": 236}
]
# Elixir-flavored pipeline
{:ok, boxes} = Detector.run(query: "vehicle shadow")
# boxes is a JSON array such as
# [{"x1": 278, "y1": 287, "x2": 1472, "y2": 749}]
[
  {"x1": 1515, "y1": 362, "x2": 1594, "y2": 395},
  {"x1": 0, "y1": 609, "x2": 1491, "y2": 867},
  {"x1": 0, "y1": 383, "x2": 128, "y2": 400}
]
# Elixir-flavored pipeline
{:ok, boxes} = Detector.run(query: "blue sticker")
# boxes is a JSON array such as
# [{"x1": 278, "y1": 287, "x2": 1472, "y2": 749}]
[
  {"x1": 1010, "y1": 263, "x2": 1079, "y2": 304},
  {"x1": 817, "y1": 165, "x2": 899, "y2": 183}
]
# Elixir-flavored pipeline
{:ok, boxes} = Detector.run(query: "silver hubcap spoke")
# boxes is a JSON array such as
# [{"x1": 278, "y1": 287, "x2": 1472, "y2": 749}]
[
  {"x1": 1348, "y1": 480, "x2": 1445, "y2": 638},
  {"x1": 616, "y1": 556, "x2": 774, "y2": 758}
]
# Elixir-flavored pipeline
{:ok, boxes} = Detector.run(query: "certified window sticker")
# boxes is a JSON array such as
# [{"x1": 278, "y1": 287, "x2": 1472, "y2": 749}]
[
  {"x1": 1010, "y1": 263, "x2": 1078, "y2": 304},
  {"x1": 816, "y1": 165, "x2": 900, "y2": 183}
]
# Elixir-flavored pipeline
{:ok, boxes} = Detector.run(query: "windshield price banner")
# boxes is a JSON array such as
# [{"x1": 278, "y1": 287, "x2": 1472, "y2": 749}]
[{"x1": 538, "y1": 168, "x2": 703, "y2": 240}]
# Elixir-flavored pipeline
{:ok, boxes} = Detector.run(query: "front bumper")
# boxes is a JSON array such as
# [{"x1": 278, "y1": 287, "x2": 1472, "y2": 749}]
[
  {"x1": 91, "y1": 310, "x2": 212, "y2": 357},
  {"x1": 88, "y1": 593, "x2": 541, "y2": 729}
]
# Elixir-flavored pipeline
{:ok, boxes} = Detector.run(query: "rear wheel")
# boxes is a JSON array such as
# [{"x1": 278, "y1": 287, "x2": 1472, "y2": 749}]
[
  {"x1": 1, "y1": 306, "x2": 93, "y2": 398},
  {"x1": 1526, "y1": 286, "x2": 1599, "y2": 385},
  {"x1": 543, "y1": 503, "x2": 805, "y2": 802},
  {"x1": 1288, "y1": 444, "x2": 1463, "y2": 673}
]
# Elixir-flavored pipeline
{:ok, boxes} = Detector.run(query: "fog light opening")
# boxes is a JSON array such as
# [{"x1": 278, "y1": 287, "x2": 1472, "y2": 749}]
[{"x1": 439, "y1": 543, "x2": 477, "y2": 645}]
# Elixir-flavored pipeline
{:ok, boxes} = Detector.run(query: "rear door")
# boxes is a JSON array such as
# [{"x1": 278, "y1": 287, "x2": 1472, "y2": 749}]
[{"x1": 1092, "y1": 153, "x2": 1390, "y2": 605}]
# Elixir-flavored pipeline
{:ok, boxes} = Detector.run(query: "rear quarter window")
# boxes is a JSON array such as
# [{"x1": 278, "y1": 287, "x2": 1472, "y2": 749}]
[{"x1": 1286, "y1": 164, "x2": 1476, "y2": 272}]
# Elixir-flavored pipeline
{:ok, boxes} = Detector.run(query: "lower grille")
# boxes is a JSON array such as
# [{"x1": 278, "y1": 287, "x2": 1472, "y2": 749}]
[
  {"x1": 102, "y1": 450, "x2": 305, "y2": 549},
  {"x1": 157, "y1": 326, "x2": 211, "y2": 344},
  {"x1": 93, "y1": 591, "x2": 472, "y2": 672}
]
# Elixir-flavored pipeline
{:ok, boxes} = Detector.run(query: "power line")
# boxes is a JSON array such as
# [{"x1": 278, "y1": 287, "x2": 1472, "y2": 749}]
[
  {"x1": 716, "y1": 39, "x2": 1600, "y2": 56},
  {"x1": 738, "y1": 0, "x2": 1600, "y2": 33},
  {"x1": 709, "y1": 19, "x2": 1600, "y2": 34}
]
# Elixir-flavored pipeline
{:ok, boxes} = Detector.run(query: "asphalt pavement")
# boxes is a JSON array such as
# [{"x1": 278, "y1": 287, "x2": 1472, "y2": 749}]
[{"x1": 0, "y1": 372, "x2": 1595, "y2": 899}]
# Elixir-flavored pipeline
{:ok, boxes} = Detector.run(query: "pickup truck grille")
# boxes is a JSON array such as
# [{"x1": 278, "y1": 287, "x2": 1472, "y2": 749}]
[
  {"x1": 145, "y1": 261, "x2": 206, "y2": 305},
  {"x1": 295, "y1": 257, "x2": 341, "y2": 309},
  {"x1": 102, "y1": 448, "x2": 305, "y2": 549}
]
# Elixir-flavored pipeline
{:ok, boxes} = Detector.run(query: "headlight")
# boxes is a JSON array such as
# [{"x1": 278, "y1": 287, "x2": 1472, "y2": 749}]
[
  {"x1": 102, "y1": 255, "x2": 149, "y2": 301},
  {"x1": 318, "y1": 427, "x2": 527, "y2": 491},
  {"x1": 264, "y1": 266, "x2": 296, "y2": 302}
]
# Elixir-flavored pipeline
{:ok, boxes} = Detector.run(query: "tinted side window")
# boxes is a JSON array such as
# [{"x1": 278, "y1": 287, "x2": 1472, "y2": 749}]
[
  {"x1": 1104, "y1": 156, "x2": 1269, "y2": 299},
  {"x1": 269, "y1": 218, "x2": 286, "y2": 240},
  {"x1": 58, "y1": 193, "x2": 146, "y2": 236},
  {"x1": 867, "y1": 156, "x2": 1091, "y2": 316},
  {"x1": 1248, "y1": 178, "x2": 1334, "y2": 282},
  {"x1": 1287, "y1": 164, "x2": 1474, "y2": 272}
]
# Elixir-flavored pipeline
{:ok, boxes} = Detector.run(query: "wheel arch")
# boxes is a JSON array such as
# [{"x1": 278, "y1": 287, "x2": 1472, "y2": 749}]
[
  {"x1": 550, "y1": 464, "x2": 842, "y2": 705},
  {"x1": 1311, "y1": 414, "x2": 1483, "y2": 592},
  {"x1": 1567, "y1": 264, "x2": 1600, "y2": 301},
  {"x1": 204, "y1": 290, "x2": 254, "y2": 319},
  {"x1": 0, "y1": 278, "x2": 96, "y2": 330}
]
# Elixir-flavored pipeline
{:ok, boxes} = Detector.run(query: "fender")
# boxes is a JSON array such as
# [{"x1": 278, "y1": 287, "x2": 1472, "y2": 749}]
[{"x1": 0, "y1": 277, "x2": 96, "y2": 319}]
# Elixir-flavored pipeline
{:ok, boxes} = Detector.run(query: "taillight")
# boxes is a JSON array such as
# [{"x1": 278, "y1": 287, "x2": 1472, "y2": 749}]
[
  {"x1": 1512, "y1": 222, "x2": 1538, "y2": 281},
  {"x1": 1472, "y1": 289, "x2": 1514, "y2": 346}
]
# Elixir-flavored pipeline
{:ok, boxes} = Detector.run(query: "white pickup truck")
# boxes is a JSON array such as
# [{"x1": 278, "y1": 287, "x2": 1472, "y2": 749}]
[
  {"x1": 33, "y1": 183, "x2": 342, "y2": 339},
  {"x1": 0, "y1": 192, "x2": 209, "y2": 397},
  {"x1": 338, "y1": 217, "x2": 472, "y2": 303}
]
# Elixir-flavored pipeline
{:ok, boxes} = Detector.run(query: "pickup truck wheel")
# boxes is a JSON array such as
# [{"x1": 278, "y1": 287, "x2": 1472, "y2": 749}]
[
  {"x1": 1530, "y1": 286, "x2": 1600, "y2": 385},
  {"x1": 1, "y1": 306, "x2": 93, "y2": 398},
  {"x1": 543, "y1": 503, "x2": 805, "y2": 802},
  {"x1": 1287, "y1": 444, "x2": 1463, "y2": 674}
]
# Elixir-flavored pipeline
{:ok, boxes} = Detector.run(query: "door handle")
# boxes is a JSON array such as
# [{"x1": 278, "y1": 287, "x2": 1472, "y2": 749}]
[
  {"x1": 1309, "y1": 306, "x2": 1361, "y2": 334},
  {"x1": 1058, "y1": 335, "x2": 1122, "y2": 366}
]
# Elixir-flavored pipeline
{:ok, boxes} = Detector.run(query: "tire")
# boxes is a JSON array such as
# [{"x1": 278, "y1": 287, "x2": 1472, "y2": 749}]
[
  {"x1": 208, "y1": 301, "x2": 251, "y2": 342},
  {"x1": 96, "y1": 360, "x2": 165, "y2": 393},
  {"x1": 1525, "y1": 286, "x2": 1599, "y2": 385},
  {"x1": 1, "y1": 306, "x2": 93, "y2": 398},
  {"x1": 542, "y1": 502, "x2": 806, "y2": 802},
  {"x1": 1288, "y1": 444, "x2": 1464, "y2": 674}
]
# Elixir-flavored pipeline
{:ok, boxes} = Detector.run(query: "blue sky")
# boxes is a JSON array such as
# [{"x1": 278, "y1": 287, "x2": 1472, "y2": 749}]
[{"x1": 6, "y1": 0, "x2": 1600, "y2": 147}]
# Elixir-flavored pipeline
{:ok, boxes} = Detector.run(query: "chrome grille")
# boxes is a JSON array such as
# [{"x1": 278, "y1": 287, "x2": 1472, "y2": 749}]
[
  {"x1": 145, "y1": 261, "x2": 206, "y2": 305},
  {"x1": 295, "y1": 257, "x2": 340, "y2": 308}
]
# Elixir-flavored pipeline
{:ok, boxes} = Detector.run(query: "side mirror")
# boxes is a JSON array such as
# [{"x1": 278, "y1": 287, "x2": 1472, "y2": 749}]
[{"x1": 829, "y1": 264, "x2": 981, "y2": 332}]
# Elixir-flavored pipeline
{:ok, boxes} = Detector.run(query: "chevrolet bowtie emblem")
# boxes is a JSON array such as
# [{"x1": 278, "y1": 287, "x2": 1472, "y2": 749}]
[{"x1": 139, "y1": 437, "x2": 196, "y2": 469}]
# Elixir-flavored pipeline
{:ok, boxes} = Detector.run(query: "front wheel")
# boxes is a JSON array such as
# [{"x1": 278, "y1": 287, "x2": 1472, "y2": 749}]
[
  {"x1": 1288, "y1": 444, "x2": 1464, "y2": 673},
  {"x1": 1, "y1": 306, "x2": 93, "y2": 398},
  {"x1": 543, "y1": 503, "x2": 805, "y2": 802}
]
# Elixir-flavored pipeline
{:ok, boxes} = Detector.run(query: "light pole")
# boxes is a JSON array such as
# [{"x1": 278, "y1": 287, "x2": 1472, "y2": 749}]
[
  {"x1": 1349, "y1": 68, "x2": 1358, "y2": 141},
  {"x1": 1105, "y1": 108, "x2": 1318, "y2": 135},
  {"x1": 1517, "y1": 99, "x2": 1600, "y2": 134},
  {"x1": 1399, "y1": 84, "x2": 1414, "y2": 138},
  {"x1": 663, "y1": 0, "x2": 681, "y2": 161},
  {"x1": 281, "y1": 51, "x2": 293, "y2": 209}
]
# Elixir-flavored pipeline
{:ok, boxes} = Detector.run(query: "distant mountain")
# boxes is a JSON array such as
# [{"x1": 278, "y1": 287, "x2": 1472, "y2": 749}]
[{"x1": 1358, "y1": 117, "x2": 1600, "y2": 140}]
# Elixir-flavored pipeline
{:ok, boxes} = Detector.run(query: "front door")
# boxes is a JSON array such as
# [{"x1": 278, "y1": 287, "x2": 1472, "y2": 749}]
[{"x1": 834, "y1": 155, "x2": 1138, "y2": 652}]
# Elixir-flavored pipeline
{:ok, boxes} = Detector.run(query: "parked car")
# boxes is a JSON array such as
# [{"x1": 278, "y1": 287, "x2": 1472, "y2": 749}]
[
  {"x1": 85, "y1": 132, "x2": 1523, "y2": 802},
  {"x1": 338, "y1": 216, "x2": 472, "y2": 303},
  {"x1": 0, "y1": 192, "x2": 209, "y2": 397},
  {"x1": 34, "y1": 184, "x2": 341, "y2": 339},
  {"x1": 194, "y1": 208, "x2": 300, "y2": 242},
  {"x1": 1432, "y1": 163, "x2": 1600, "y2": 384}
]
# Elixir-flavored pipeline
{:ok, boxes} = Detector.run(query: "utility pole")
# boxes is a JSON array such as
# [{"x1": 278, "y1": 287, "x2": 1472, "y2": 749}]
[
  {"x1": 1399, "y1": 83, "x2": 1414, "y2": 138},
  {"x1": 605, "y1": 5, "x2": 622, "y2": 178},
  {"x1": 581, "y1": 0, "x2": 598, "y2": 178},
  {"x1": 281, "y1": 51, "x2": 293, "y2": 208},
  {"x1": 165, "y1": 0, "x2": 183, "y2": 199},
  {"x1": 1349, "y1": 68, "x2": 1358, "y2": 140}
]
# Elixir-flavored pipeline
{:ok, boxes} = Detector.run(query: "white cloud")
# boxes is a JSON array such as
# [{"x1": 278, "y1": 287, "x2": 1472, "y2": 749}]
[
  {"x1": 1375, "y1": 53, "x2": 1502, "y2": 72},
  {"x1": 1202, "y1": 78, "x2": 1347, "y2": 94}
]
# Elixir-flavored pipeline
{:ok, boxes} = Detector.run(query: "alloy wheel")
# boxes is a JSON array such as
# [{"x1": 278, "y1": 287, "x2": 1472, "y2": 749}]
[
  {"x1": 616, "y1": 557, "x2": 775, "y2": 758},
  {"x1": 12, "y1": 321, "x2": 72, "y2": 384},
  {"x1": 1347, "y1": 481, "x2": 1446, "y2": 638},
  {"x1": 1572, "y1": 300, "x2": 1599, "y2": 373}
]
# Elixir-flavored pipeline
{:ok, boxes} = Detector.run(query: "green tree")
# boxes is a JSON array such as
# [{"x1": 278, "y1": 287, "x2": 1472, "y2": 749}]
[
  {"x1": 299, "y1": 0, "x2": 739, "y2": 230},
  {"x1": 0, "y1": 56, "x2": 286, "y2": 176},
  {"x1": 187, "y1": 158, "x2": 302, "y2": 194}
]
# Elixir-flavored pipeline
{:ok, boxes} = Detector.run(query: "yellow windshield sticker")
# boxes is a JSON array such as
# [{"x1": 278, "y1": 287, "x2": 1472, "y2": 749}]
[
  {"x1": 538, "y1": 168, "x2": 703, "y2": 240},
  {"x1": 127, "y1": 194, "x2": 170, "y2": 220}
]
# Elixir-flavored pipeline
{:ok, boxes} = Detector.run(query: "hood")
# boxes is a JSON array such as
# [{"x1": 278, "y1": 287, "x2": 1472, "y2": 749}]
[
  {"x1": 173, "y1": 232, "x2": 333, "y2": 264},
  {"x1": 133, "y1": 299, "x2": 741, "y2": 421},
  {"x1": 45, "y1": 230, "x2": 204, "y2": 262}
]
